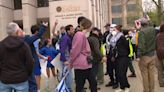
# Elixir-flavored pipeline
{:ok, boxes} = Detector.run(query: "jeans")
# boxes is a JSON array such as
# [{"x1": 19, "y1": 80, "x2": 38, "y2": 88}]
[
  {"x1": 28, "y1": 72, "x2": 37, "y2": 92},
  {"x1": 61, "y1": 65, "x2": 73, "y2": 91},
  {"x1": 0, "y1": 81, "x2": 28, "y2": 92}
]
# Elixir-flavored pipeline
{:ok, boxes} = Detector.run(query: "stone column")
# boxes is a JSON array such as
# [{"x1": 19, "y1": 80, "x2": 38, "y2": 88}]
[
  {"x1": 0, "y1": 0, "x2": 14, "y2": 40},
  {"x1": 22, "y1": 0, "x2": 37, "y2": 35}
]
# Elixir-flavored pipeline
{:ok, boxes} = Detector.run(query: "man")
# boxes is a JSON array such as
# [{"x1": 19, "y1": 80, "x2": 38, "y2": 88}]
[
  {"x1": 156, "y1": 23, "x2": 164, "y2": 87},
  {"x1": 136, "y1": 18, "x2": 156, "y2": 92},
  {"x1": 0, "y1": 22, "x2": 34, "y2": 92},
  {"x1": 88, "y1": 27, "x2": 107, "y2": 89},
  {"x1": 59, "y1": 24, "x2": 75, "y2": 92},
  {"x1": 30, "y1": 24, "x2": 48, "y2": 92},
  {"x1": 23, "y1": 22, "x2": 48, "y2": 92}
]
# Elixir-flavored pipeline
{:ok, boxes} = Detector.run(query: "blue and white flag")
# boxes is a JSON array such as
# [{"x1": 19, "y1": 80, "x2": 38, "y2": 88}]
[{"x1": 55, "y1": 77, "x2": 70, "y2": 92}]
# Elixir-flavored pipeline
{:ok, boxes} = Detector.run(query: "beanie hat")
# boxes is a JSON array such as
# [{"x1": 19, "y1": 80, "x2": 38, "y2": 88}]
[
  {"x1": 80, "y1": 18, "x2": 92, "y2": 30},
  {"x1": 139, "y1": 18, "x2": 149, "y2": 25}
]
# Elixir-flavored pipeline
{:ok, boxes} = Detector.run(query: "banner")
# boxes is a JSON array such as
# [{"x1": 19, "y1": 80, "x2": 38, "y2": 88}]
[
  {"x1": 40, "y1": 59, "x2": 48, "y2": 78},
  {"x1": 55, "y1": 71, "x2": 70, "y2": 92},
  {"x1": 51, "y1": 54, "x2": 63, "y2": 72}
]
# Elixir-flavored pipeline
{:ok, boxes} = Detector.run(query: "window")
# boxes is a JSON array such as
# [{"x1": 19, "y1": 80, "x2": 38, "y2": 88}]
[
  {"x1": 127, "y1": 16, "x2": 139, "y2": 26},
  {"x1": 112, "y1": 18, "x2": 122, "y2": 25},
  {"x1": 111, "y1": 0, "x2": 121, "y2": 3},
  {"x1": 14, "y1": 0, "x2": 22, "y2": 10},
  {"x1": 37, "y1": 0, "x2": 49, "y2": 7},
  {"x1": 127, "y1": 4, "x2": 136, "y2": 12},
  {"x1": 112, "y1": 5, "x2": 122, "y2": 13}
]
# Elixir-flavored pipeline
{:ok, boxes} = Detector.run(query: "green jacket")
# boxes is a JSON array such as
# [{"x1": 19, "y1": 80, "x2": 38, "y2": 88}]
[{"x1": 138, "y1": 26, "x2": 156, "y2": 57}]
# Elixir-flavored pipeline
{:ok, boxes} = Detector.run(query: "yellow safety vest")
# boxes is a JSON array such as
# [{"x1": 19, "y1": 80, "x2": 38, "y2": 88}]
[
  {"x1": 100, "y1": 43, "x2": 106, "y2": 56},
  {"x1": 126, "y1": 38, "x2": 134, "y2": 58}
]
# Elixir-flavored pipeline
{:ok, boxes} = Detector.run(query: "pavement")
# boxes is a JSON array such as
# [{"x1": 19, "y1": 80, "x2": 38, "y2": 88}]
[{"x1": 40, "y1": 61, "x2": 164, "y2": 92}]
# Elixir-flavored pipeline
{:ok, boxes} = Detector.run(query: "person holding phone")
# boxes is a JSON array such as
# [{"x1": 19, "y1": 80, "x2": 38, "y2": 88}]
[{"x1": 136, "y1": 18, "x2": 156, "y2": 92}]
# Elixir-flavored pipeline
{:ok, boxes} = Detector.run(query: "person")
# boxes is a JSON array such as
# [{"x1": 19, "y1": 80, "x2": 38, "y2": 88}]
[
  {"x1": 39, "y1": 39, "x2": 59, "y2": 78},
  {"x1": 88, "y1": 27, "x2": 103, "y2": 77},
  {"x1": 69, "y1": 18, "x2": 97, "y2": 92},
  {"x1": 111, "y1": 25, "x2": 130, "y2": 92},
  {"x1": 105, "y1": 24, "x2": 119, "y2": 89},
  {"x1": 59, "y1": 24, "x2": 75, "y2": 91},
  {"x1": 103, "y1": 23, "x2": 111, "y2": 43},
  {"x1": 123, "y1": 29, "x2": 136, "y2": 77},
  {"x1": 0, "y1": 22, "x2": 34, "y2": 92},
  {"x1": 136, "y1": 18, "x2": 156, "y2": 92},
  {"x1": 75, "y1": 16, "x2": 86, "y2": 32},
  {"x1": 97, "y1": 31, "x2": 106, "y2": 85},
  {"x1": 22, "y1": 22, "x2": 48, "y2": 92},
  {"x1": 156, "y1": 23, "x2": 164, "y2": 87},
  {"x1": 88, "y1": 27, "x2": 107, "y2": 89},
  {"x1": 30, "y1": 25, "x2": 48, "y2": 92},
  {"x1": 129, "y1": 28, "x2": 138, "y2": 60},
  {"x1": 103, "y1": 23, "x2": 111, "y2": 76}
]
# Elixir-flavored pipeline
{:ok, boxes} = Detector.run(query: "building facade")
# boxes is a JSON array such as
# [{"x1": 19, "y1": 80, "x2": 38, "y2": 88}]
[
  {"x1": 0, "y1": 0, "x2": 142, "y2": 40},
  {"x1": 109, "y1": 0, "x2": 143, "y2": 27}
]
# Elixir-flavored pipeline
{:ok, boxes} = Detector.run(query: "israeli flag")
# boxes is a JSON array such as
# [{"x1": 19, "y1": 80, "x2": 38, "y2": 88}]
[{"x1": 55, "y1": 71, "x2": 70, "y2": 92}]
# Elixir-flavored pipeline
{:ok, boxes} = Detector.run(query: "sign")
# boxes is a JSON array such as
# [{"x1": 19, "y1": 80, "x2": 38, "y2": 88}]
[{"x1": 49, "y1": 0, "x2": 92, "y2": 34}]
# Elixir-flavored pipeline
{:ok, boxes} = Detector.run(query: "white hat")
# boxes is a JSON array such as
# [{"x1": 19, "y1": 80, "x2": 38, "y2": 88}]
[{"x1": 110, "y1": 24, "x2": 117, "y2": 28}]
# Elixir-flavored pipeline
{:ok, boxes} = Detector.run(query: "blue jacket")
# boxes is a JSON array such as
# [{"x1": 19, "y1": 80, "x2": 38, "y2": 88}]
[{"x1": 23, "y1": 25, "x2": 46, "y2": 65}]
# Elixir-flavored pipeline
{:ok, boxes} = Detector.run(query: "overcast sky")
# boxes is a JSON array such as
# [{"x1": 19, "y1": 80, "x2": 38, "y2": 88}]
[{"x1": 142, "y1": 0, "x2": 157, "y2": 12}]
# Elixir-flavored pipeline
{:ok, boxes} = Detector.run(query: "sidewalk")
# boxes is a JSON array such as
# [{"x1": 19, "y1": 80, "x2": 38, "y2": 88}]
[{"x1": 40, "y1": 61, "x2": 164, "y2": 92}]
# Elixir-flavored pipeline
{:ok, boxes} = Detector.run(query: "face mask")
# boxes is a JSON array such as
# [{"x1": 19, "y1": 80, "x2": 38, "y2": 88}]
[
  {"x1": 110, "y1": 28, "x2": 113, "y2": 32},
  {"x1": 112, "y1": 31, "x2": 117, "y2": 36}
]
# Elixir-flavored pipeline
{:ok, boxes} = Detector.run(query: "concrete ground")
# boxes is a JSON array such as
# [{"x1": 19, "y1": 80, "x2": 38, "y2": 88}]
[{"x1": 40, "y1": 61, "x2": 164, "y2": 92}]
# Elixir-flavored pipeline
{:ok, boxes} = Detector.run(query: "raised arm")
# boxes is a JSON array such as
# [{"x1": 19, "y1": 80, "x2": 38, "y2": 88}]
[
  {"x1": 52, "y1": 21, "x2": 58, "y2": 36},
  {"x1": 24, "y1": 22, "x2": 48, "y2": 44}
]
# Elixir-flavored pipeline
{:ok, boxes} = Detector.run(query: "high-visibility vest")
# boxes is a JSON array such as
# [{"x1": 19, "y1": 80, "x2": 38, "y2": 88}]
[
  {"x1": 136, "y1": 32, "x2": 139, "y2": 46},
  {"x1": 100, "y1": 43, "x2": 106, "y2": 56},
  {"x1": 126, "y1": 38, "x2": 134, "y2": 58}
]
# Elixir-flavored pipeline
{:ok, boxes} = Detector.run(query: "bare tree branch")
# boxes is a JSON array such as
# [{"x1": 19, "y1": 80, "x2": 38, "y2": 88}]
[{"x1": 152, "y1": 0, "x2": 158, "y2": 7}]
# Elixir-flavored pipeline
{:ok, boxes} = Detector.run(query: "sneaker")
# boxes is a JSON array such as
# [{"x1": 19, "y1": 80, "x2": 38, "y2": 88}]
[
  {"x1": 105, "y1": 81, "x2": 113, "y2": 87},
  {"x1": 115, "y1": 89, "x2": 124, "y2": 92},
  {"x1": 97, "y1": 87, "x2": 101, "y2": 90},
  {"x1": 112, "y1": 83, "x2": 119, "y2": 89},
  {"x1": 125, "y1": 88, "x2": 130, "y2": 92},
  {"x1": 128, "y1": 73, "x2": 136, "y2": 77},
  {"x1": 104, "y1": 72, "x2": 108, "y2": 75}
]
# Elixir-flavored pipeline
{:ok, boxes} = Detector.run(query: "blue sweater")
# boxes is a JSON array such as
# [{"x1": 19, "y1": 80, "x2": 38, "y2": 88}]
[
  {"x1": 59, "y1": 33, "x2": 73, "y2": 62},
  {"x1": 39, "y1": 46, "x2": 59, "y2": 62}
]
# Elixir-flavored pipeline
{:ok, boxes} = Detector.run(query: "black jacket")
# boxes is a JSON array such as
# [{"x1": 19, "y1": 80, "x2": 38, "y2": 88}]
[
  {"x1": 88, "y1": 34, "x2": 103, "y2": 62},
  {"x1": 115, "y1": 36, "x2": 130, "y2": 58},
  {"x1": 0, "y1": 36, "x2": 34, "y2": 84}
]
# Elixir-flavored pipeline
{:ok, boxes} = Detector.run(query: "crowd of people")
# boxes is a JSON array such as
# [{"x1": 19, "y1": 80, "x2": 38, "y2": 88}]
[{"x1": 0, "y1": 16, "x2": 164, "y2": 92}]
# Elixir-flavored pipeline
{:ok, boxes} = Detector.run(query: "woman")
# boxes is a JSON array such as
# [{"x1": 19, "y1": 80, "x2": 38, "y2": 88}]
[
  {"x1": 69, "y1": 18, "x2": 97, "y2": 92},
  {"x1": 111, "y1": 25, "x2": 130, "y2": 92},
  {"x1": 39, "y1": 39, "x2": 59, "y2": 78}
]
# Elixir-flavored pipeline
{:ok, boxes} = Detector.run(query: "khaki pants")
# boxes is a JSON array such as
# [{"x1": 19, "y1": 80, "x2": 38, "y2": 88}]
[
  {"x1": 97, "y1": 62, "x2": 104, "y2": 83},
  {"x1": 139, "y1": 56, "x2": 156, "y2": 92},
  {"x1": 156, "y1": 58, "x2": 164, "y2": 87}
]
